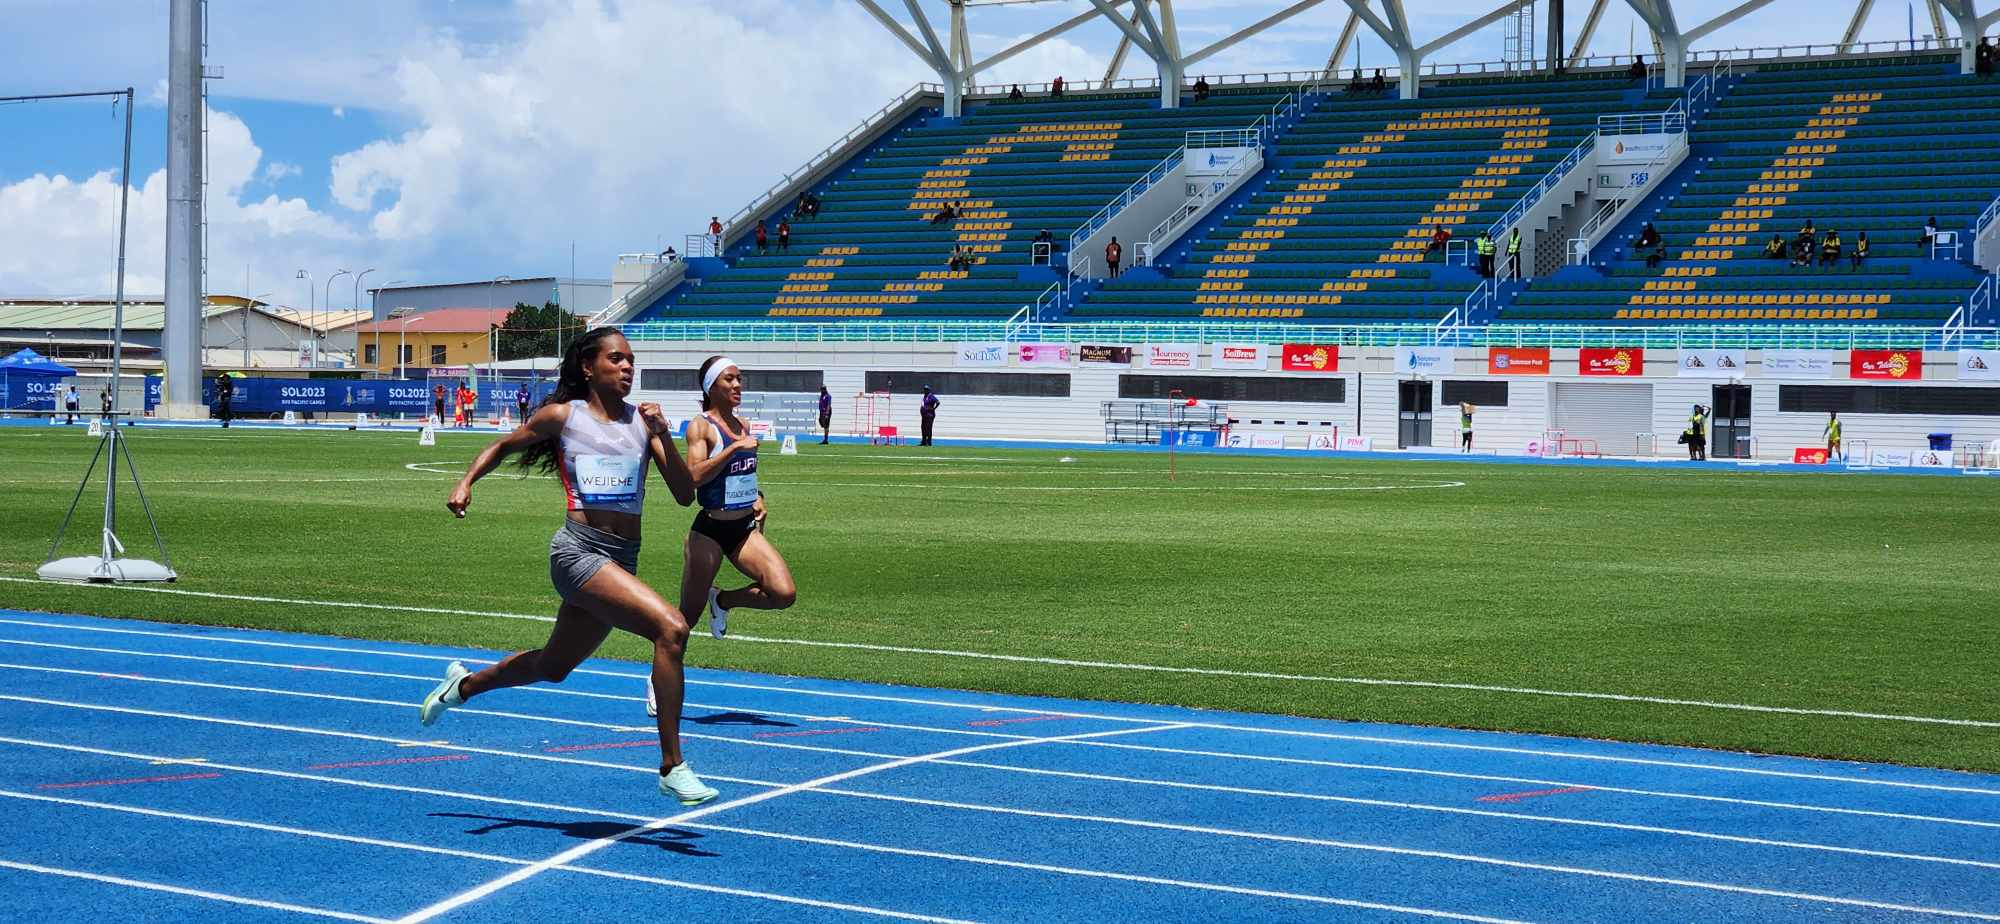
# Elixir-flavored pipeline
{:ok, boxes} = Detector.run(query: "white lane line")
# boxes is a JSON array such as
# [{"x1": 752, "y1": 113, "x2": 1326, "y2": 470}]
[
  {"x1": 8, "y1": 687, "x2": 2000, "y2": 918},
  {"x1": 4, "y1": 594, "x2": 1994, "y2": 732},
  {"x1": 0, "y1": 858, "x2": 389, "y2": 923},
  {"x1": 395, "y1": 460, "x2": 1465, "y2": 492},
  {"x1": 0, "y1": 736, "x2": 1530, "y2": 924},
  {"x1": 0, "y1": 790, "x2": 973, "y2": 924},
  {"x1": 3, "y1": 614, "x2": 1996, "y2": 794},
  {"x1": 13, "y1": 636, "x2": 1993, "y2": 831},
  {"x1": 389, "y1": 722, "x2": 1192, "y2": 924}
]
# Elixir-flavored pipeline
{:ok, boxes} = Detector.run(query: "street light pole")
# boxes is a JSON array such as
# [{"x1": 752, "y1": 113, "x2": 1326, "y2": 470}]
[
  {"x1": 294, "y1": 269, "x2": 312, "y2": 368},
  {"x1": 485, "y1": 275, "x2": 512, "y2": 385},
  {"x1": 323, "y1": 269, "x2": 350, "y2": 369}
]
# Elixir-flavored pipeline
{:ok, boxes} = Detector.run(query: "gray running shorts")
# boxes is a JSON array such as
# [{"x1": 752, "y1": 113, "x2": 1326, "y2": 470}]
[{"x1": 549, "y1": 519, "x2": 640, "y2": 603}]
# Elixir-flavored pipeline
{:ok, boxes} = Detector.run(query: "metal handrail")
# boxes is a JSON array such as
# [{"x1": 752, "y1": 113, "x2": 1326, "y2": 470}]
[
  {"x1": 1069, "y1": 148, "x2": 1185, "y2": 255},
  {"x1": 1969, "y1": 273, "x2": 1997, "y2": 328},
  {"x1": 1942, "y1": 304, "x2": 1967, "y2": 349},
  {"x1": 1034, "y1": 281, "x2": 1063, "y2": 321},
  {"x1": 723, "y1": 82, "x2": 941, "y2": 233},
  {"x1": 1487, "y1": 129, "x2": 1596, "y2": 239},
  {"x1": 1976, "y1": 193, "x2": 2000, "y2": 265},
  {"x1": 1146, "y1": 146, "x2": 1260, "y2": 260},
  {"x1": 1571, "y1": 124, "x2": 1687, "y2": 250}
]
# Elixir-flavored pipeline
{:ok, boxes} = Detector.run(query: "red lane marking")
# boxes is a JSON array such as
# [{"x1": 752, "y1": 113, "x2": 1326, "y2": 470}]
[
  {"x1": 966, "y1": 714, "x2": 1067, "y2": 727},
  {"x1": 308, "y1": 755, "x2": 472, "y2": 770},
  {"x1": 38, "y1": 772, "x2": 222, "y2": 790},
  {"x1": 753, "y1": 727, "x2": 884, "y2": 739},
  {"x1": 1476, "y1": 786, "x2": 1594, "y2": 804},
  {"x1": 545, "y1": 741, "x2": 657, "y2": 753}
]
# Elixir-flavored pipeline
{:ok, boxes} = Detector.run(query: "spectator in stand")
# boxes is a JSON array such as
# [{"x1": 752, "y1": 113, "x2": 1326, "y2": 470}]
[
  {"x1": 1031, "y1": 228, "x2": 1056, "y2": 264},
  {"x1": 947, "y1": 246, "x2": 972, "y2": 273},
  {"x1": 1819, "y1": 229, "x2": 1841, "y2": 268},
  {"x1": 661, "y1": 245, "x2": 678, "y2": 263},
  {"x1": 1106, "y1": 236, "x2": 1123, "y2": 279},
  {"x1": 1426, "y1": 222, "x2": 1452, "y2": 259},
  {"x1": 1345, "y1": 69, "x2": 1365, "y2": 93},
  {"x1": 1921, "y1": 215, "x2": 1939, "y2": 254},
  {"x1": 1851, "y1": 230, "x2": 1869, "y2": 268},
  {"x1": 930, "y1": 201, "x2": 957, "y2": 225},
  {"x1": 1628, "y1": 55, "x2": 1647, "y2": 81},
  {"x1": 1051, "y1": 76, "x2": 1064, "y2": 97},
  {"x1": 214, "y1": 372, "x2": 234, "y2": 428},
  {"x1": 1635, "y1": 222, "x2": 1661, "y2": 252},
  {"x1": 797, "y1": 191, "x2": 820, "y2": 218},
  {"x1": 1192, "y1": 76, "x2": 1211, "y2": 101},
  {"x1": 818, "y1": 385, "x2": 833, "y2": 445},
  {"x1": 1008, "y1": 84, "x2": 1024, "y2": 101},
  {"x1": 708, "y1": 216, "x2": 723, "y2": 254},
  {"x1": 1978, "y1": 37, "x2": 1994, "y2": 77},
  {"x1": 1762, "y1": 234, "x2": 1786, "y2": 260},
  {"x1": 1646, "y1": 237, "x2": 1667, "y2": 269},
  {"x1": 919, "y1": 386, "x2": 940, "y2": 446},
  {"x1": 1370, "y1": 69, "x2": 1387, "y2": 93},
  {"x1": 754, "y1": 219, "x2": 769, "y2": 254},
  {"x1": 1799, "y1": 218, "x2": 1815, "y2": 240},
  {"x1": 1475, "y1": 230, "x2": 1495, "y2": 277},
  {"x1": 1505, "y1": 228, "x2": 1523, "y2": 281},
  {"x1": 777, "y1": 220, "x2": 791, "y2": 252},
  {"x1": 1791, "y1": 235, "x2": 1813, "y2": 268}
]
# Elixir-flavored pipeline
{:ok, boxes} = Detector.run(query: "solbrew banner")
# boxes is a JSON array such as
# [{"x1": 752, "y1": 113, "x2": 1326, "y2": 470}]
[
  {"x1": 954, "y1": 342, "x2": 1007, "y2": 367},
  {"x1": 1578, "y1": 347, "x2": 1644, "y2": 377},
  {"x1": 1279, "y1": 343, "x2": 1340, "y2": 374},
  {"x1": 1079, "y1": 345, "x2": 1134, "y2": 366},
  {"x1": 1850, "y1": 349, "x2": 1922, "y2": 380},
  {"x1": 1211, "y1": 343, "x2": 1267, "y2": 370},
  {"x1": 1678, "y1": 349, "x2": 1746, "y2": 377},
  {"x1": 1487, "y1": 346, "x2": 1550, "y2": 375},
  {"x1": 1960, "y1": 349, "x2": 2000, "y2": 381},
  {"x1": 1394, "y1": 346, "x2": 1453, "y2": 375},
  {"x1": 1762, "y1": 349, "x2": 1837, "y2": 379},
  {"x1": 1142, "y1": 343, "x2": 1198, "y2": 369},
  {"x1": 1016, "y1": 343, "x2": 1075, "y2": 367}
]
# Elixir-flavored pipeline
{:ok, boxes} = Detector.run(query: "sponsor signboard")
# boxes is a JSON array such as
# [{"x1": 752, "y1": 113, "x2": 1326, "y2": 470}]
[
  {"x1": 1251, "y1": 433, "x2": 1285, "y2": 449},
  {"x1": 1142, "y1": 343, "x2": 1198, "y2": 369},
  {"x1": 1911, "y1": 449, "x2": 1952, "y2": 468},
  {"x1": 1305, "y1": 433, "x2": 1338, "y2": 451},
  {"x1": 1597, "y1": 132, "x2": 1677, "y2": 166},
  {"x1": 1158, "y1": 430, "x2": 1215, "y2": 448},
  {"x1": 953, "y1": 342, "x2": 1007, "y2": 367},
  {"x1": 1016, "y1": 343, "x2": 1075, "y2": 367},
  {"x1": 1079, "y1": 344, "x2": 1134, "y2": 366},
  {"x1": 1762, "y1": 349, "x2": 1837, "y2": 379},
  {"x1": 1578, "y1": 347, "x2": 1644, "y2": 377},
  {"x1": 1225, "y1": 432, "x2": 1250, "y2": 449},
  {"x1": 1678, "y1": 349, "x2": 1746, "y2": 377},
  {"x1": 1211, "y1": 343, "x2": 1268, "y2": 370},
  {"x1": 1339, "y1": 435, "x2": 1374, "y2": 452},
  {"x1": 1793, "y1": 448, "x2": 1830, "y2": 465},
  {"x1": 1185, "y1": 146, "x2": 1255, "y2": 177},
  {"x1": 1279, "y1": 343, "x2": 1340, "y2": 373},
  {"x1": 1957, "y1": 349, "x2": 1999, "y2": 381},
  {"x1": 1394, "y1": 346, "x2": 1454, "y2": 375},
  {"x1": 1870, "y1": 448, "x2": 1914, "y2": 467},
  {"x1": 1850, "y1": 349, "x2": 1922, "y2": 380},
  {"x1": 1487, "y1": 346, "x2": 1550, "y2": 375}
]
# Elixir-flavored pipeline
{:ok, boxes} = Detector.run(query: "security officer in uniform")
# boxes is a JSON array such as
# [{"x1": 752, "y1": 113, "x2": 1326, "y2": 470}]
[
  {"x1": 1475, "y1": 231, "x2": 1496, "y2": 278},
  {"x1": 1686, "y1": 404, "x2": 1708, "y2": 461},
  {"x1": 1505, "y1": 228, "x2": 1523, "y2": 280}
]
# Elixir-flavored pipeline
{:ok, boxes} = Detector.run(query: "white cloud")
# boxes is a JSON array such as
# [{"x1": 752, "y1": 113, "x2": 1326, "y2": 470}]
[
  {"x1": 331, "y1": 106, "x2": 346, "y2": 119},
  {"x1": 262, "y1": 162, "x2": 303, "y2": 183}
]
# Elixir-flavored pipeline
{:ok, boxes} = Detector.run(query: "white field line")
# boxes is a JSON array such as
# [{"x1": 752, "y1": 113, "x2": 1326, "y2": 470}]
[
  {"x1": 389, "y1": 722, "x2": 1191, "y2": 924},
  {"x1": 5, "y1": 657, "x2": 1996, "y2": 870},
  {"x1": 8, "y1": 635, "x2": 1993, "y2": 831},
  {"x1": 0, "y1": 737, "x2": 1532, "y2": 924},
  {"x1": 396, "y1": 461, "x2": 1465, "y2": 492},
  {"x1": 3, "y1": 611, "x2": 1998, "y2": 788},
  {"x1": 1, "y1": 700, "x2": 1993, "y2": 923},
  {"x1": 0, "y1": 858, "x2": 389, "y2": 923},
  {"x1": 0, "y1": 789, "x2": 973, "y2": 924},
  {"x1": 3, "y1": 592, "x2": 2000, "y2": 736}
]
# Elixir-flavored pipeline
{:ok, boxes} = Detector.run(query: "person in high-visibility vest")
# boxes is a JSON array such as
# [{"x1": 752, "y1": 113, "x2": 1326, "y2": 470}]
[
  {"x1": 1824, "y1": 411, "x2": 1843, "y2": 461},
  {"x1": 1475, "y1": 232, "x2": 1495, "y2": 278},
  {"x1": 1685, "y1": 404, "x2": 1708, "y2": 461},
  {"x1": 1459, "y1": 402, "x2": 1475, "y2": 452},
  {"x1": 1505, "y1": 228, "x2": 1523, "y2": 280}
]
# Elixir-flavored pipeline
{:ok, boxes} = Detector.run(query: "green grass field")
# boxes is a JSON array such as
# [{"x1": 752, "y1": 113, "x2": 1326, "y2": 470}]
[{"x1": 2, "y1": 423, "x2": 1996, "y2": 772}]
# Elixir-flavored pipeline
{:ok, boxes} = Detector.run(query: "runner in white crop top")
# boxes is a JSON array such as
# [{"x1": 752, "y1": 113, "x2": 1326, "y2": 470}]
[{"x1": 558, "y1": 398, "x2": 650, "y2": 515}]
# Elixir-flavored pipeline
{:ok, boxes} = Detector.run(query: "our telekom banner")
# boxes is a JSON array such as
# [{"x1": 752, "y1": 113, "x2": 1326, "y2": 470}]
[
  {"x1": 1578, "y1": 347, "x2": 1644, "y2": 376},
  {"x1": 1850, "y1": 349, "x2": 1922, "y2": 380},
  {"x1": 1279, "y1": 343, "x2": 1340, "y2": 373},
  {"x1": 1487, "y1": 346, "x2": 1550, "y2": 375}
]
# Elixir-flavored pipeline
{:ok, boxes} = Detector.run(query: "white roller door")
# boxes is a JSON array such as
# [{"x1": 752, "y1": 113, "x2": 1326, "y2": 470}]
[{"x1": 1552, "y1": 383, "x2": 1653, "y2": 456}]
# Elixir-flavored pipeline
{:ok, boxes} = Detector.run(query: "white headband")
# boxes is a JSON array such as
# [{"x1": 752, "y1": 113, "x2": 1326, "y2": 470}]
[{"x1": 702, "y1": 358, "x2": 740, "y2": 394}]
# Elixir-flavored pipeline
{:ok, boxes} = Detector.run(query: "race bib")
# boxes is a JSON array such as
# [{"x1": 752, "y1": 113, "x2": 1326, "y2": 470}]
[
  {"x1": 575, "y1": 454, "x2": 642, "y2": 504},
  {"x1": 723, "y1": 472, "x2": 759, "y2": 508}
]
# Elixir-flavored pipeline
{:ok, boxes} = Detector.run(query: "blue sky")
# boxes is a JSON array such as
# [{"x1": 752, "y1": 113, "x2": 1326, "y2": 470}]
[{"x1": 0, "y1": 0, "x2": 1951, "y2": 304}]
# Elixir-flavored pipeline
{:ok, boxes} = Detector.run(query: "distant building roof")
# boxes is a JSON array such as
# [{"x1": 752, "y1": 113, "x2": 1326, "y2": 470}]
[
  {"x1": 0, "y1": 298, "x2": 367, "y2": 334},
  {"x1": 354, "y1": 307, "x2": 516, "y2": 334}
]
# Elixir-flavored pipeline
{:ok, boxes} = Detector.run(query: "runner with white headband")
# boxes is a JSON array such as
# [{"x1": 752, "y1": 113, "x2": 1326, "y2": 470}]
[{"x1": 679, "y1": 355, "x2": 796, "y2": 639}]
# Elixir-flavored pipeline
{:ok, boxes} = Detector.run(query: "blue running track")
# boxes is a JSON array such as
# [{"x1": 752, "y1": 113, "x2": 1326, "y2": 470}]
[{"x1": 0, "y1": 609, "x2": 1995, "y2": 923}]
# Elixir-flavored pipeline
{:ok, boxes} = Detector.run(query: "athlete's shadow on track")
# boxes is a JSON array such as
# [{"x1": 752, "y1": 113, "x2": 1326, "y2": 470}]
[
  {"x1": 431, "y1": 812, "x2": 719, "y2": 857},
  {"x1": 685, "y1": 711, "x2": 795, "y2": 728}
]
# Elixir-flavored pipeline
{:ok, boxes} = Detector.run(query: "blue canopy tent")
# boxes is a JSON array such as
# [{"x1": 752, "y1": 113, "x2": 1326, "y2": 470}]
[{"x1": 0, "y1": 348, "x2": 77, "y2": 411}]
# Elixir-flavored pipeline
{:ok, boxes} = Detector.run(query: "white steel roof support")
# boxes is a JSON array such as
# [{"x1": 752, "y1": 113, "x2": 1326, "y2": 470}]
[
  {"x1": 1937, "y1": 0, "x2": 1993, "y2": 71},
  {"x1": 1326, "y1": 10, "x2": 1362, "y2": 78},
  {"x1": 1624, "y1": 0, "x2": 1685, "y2": 86},
  {"x1": 1683, "y1": 0, "x2": 1781, "y2": 46},
  {"x1": 856, "y1": 0, "x2": 963, "y2": 113},
  {"x1": 1840, "y1": 0, "x2": 1877, "y2": 50},
  {"x1": 1102, "y1": 33, "x2": 1134, "y2": 86},
  {"x1": 1127, "y1": 0, "x2": 1184, "y2": 106},
  {"x1": 1349, "y1": 0, "x2": 1421, "y2": 97},
  {"x1": 1569, "y1": 0, "x2": 1609, "y2": 65}
]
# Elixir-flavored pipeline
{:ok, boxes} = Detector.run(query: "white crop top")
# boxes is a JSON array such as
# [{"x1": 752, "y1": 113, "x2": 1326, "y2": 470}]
[{"x1": 557, "y1": 400, "x2": 650, "y2": 515}]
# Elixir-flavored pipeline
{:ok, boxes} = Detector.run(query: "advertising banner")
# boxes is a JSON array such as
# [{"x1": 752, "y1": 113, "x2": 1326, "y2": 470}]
[
  {"x1": 1305, "y1": 432, "x2": 1338, "y2": 451},
  {"x1": 1185, "y1": 146, "x2": 1255, "y2": 177},
  {"x1": 1142, "y1": 343, "x2": 1199, "y2": 370},
  {"x1": 1339, "y1": 434, "x2": 1375, "y2": 452},
  {"x1": 1762, "y1": 350, "x2": 1837, "y2": 379},
  {"x1": 1210, "y1": 343, "x2": 1267, "y2": 370},
  {"x1": 1394, "y1": 346, "x2": 1454, "y2": 375},
  {"x1": 1957, "y1": 349, "x2": 1999, "y2": 381},
  {"x1": 1911, "y1": 449, "x2": 1952, "y2": 468},
  {"x1": 1850, "y1": 349, "x2": 1922, "y2": 380},
  {"x1": 1578, "y1": 347, "x2": 1645, "y2": 377},
  {"x1": 1793, "y1": 448, "x2": 1830, "y2": 464},
  {"x1": 1251, "y1": 433, "x2": 1286, "y2": 449},
  {"x1": 1279, "y1": 343, "x2": 1340, "y2": 373},
  {"x1": 954, "y1": 342, "x2": 1007, "y2": 367},
  {"x1": 1079, "y1": 344, "x2": 1134, "y2": 367},
  {"x1": 1487, "y1": 346, "x2": 1550, "y2": 375},
  {"x1": 1870, "y1": 448, "x2": 1913, "y2": 467},
  {"x1": 0, "y1": 376, "x2": 61, "y2": 411},
  {"x1": 1016, "y1": 343, "x2": 1075, "y2": 367},
  {"x1": 1158, "y1": 430, "x2": 1215, "y2": 448},
  {"x1": 1597, "y1": 132, "x2": 1676, "y2": 165},
  {"x1": 1677, "y1": 349, "x2": 1746, "y2": 377}
]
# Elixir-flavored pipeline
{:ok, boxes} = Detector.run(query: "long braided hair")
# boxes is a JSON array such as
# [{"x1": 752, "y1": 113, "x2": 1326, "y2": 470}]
[{"x1": 515, "y1": 326, "x2": 621, "y2": 474}]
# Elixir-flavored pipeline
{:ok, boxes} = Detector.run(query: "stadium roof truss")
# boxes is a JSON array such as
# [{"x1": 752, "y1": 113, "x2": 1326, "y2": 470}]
[{"x1": 856, "y1": 0, "x2": 1999, "y2": 112}]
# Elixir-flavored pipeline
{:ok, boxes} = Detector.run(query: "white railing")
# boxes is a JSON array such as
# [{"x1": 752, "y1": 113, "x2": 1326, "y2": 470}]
[
  {"x1": 1942, "y1": 304, "x2": 1967, "y2": 349},
  {"x1": 1144, "y1": 146, "x2": 1260, "y2": 264},
  {"x1": 1570, "y1": 120, "x2": 1689, "y2": 255},
  {"x1": 1970, "y1": 274, "x2": 1997, "y2": 328},
  {"x1": 1682, "y1": 36, "x2": 1954, "y2": 67},
  {"x1": 1597, "y1": 102, "x2": 1688, "y2": 137},
  {"x1": 1065, "y1": 255, "x2": 1093, "y2": 302},
  {"x1": 1487, "y1": 129, "x2": 1596, "y2": 239},
  {"x1": 1004, "y1": 304, "x2": 1032, "y2": 336},
  {"x1": 1976, "y1": 193, "x2": 2000, "y2": 266},
  {"x1": 1566, "y1": 237, "x2": 1591, "y2": 265},
  {"x1": 1069, "y1": 148, "x2": 1186, "y2": 255},
  {"x1": 685, "y1": 233, "x2": 721, "y2": 258},
  {"x1": 592, "y1": 254, "x2": 689, "y2": 326},
  {"x1": 1440, "y1": 280, "x2": 1493, "y2": 329},
  {"x1": 724, "y1": 82, "x2": 941, "y2": 233},
  {"x1": 1033, "y1": 281, "x2": 1063, "y2": 321}
]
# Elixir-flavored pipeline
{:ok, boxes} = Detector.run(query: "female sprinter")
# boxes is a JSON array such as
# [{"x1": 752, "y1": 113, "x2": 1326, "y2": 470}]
[
  {"x1": 642, "y1": 357, "x2": 797, "y2": 714},
  {"x1": 417, "y1": 327, "x2": 720, "y2": 806}
]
